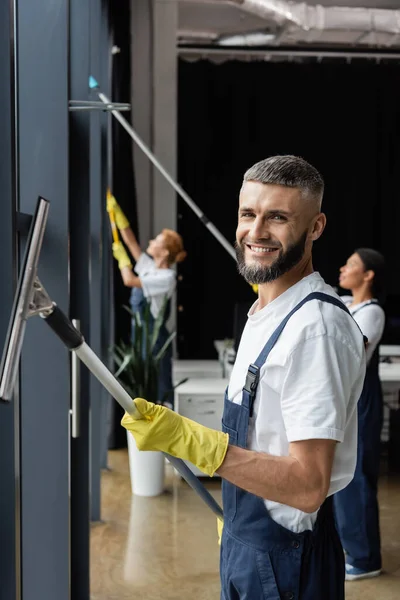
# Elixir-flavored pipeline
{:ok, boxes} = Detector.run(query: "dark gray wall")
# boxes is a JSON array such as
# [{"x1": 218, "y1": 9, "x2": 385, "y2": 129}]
[
  {"x1": 130, "y1": 0, "x2": 178, "y2": 335},
  {"x1": 130, "y1": 0, "x2": 153, "y2": 246},
  {"x1": 89, "y1": 0, "x2": 106, "y2": 522},
  {"x1": 100, "y1": 0, "x2": 113, "y2": 472},
  {"x1": 69, "y1": 0, "x2": 91, "y2": 597},
  {"x1": 0, "y1": 2, "x2": 113, "y2": 599},
  {"x1": 0, "y1": 1, "x2": 18, "y2": 599},
  {"x1": 17, "y1": 2, "x2": 70, "y2": 600},
  {"x1": 69, "y1": 0, "x2": 113, "y2": 592}
]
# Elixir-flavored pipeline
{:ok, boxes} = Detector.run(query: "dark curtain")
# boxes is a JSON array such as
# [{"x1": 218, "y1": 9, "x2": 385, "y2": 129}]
[
  {"x1": 177, "y1": 59, "x2": 400, "y2": 358},
  {"x1": 107, "y1": 0, "x2": 138, "y2": 449}
]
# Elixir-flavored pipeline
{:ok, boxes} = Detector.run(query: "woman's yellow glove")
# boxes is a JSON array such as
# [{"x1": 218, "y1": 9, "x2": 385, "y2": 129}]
[
  {"x1": 112, "y1": 241, "x2": 132, "y2": 270},
  {"x1": 121, "y1": 398, "x2": 229, "y2": 477},
  {"x1": 217, "y1": 517, "x2": 224, "y2": 546},
  {"x1": 107, "y1": 192, "x2": 130, "y2": 230}
]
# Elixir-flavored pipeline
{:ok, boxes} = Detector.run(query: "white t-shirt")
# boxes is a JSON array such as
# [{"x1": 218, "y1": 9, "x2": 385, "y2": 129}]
[
  {"x1": 340, "y1": 296, "x2": 385, "y2": 365},
  {"x1": 227, "y1": 272, "x2": 366, "y2": 533},
  {"x1": 134, "y1": 253, "x2": 176, "y2": 319}
]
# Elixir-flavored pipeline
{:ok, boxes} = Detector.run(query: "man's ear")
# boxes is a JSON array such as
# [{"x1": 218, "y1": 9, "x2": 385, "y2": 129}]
[{"x1": 310, "y1": 213, "x2": 326, "y2": 241}]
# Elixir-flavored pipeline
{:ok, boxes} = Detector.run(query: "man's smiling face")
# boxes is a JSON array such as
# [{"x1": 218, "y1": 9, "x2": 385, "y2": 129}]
[{"x1": 235, "y1": 182, "x2": 315, "y2": 285}]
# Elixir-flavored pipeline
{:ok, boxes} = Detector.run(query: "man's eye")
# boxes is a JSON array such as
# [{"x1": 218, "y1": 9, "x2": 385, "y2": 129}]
[
  {"x1": 271, "y1": 215, "x2": 286, "y2": 221},
  {"x1": 241, "y1": 212, "x2": 254, "y2": 218}
]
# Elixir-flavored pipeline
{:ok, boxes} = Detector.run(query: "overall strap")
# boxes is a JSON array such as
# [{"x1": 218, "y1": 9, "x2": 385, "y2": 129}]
[
  {"x1": 243, "y1": 292, "x2": 354, "y2": 415},
  {"x1": 350, "y1": 299, "x2": 380, "y2": 372},
  {"x1": 350, "y1": 299, "x2": 379, "y2": 317}
]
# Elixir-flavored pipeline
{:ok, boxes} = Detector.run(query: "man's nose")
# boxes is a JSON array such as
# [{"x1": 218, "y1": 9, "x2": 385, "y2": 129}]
[{"x1": 249, "y1": 217, "x2": 270, "y2": 241}]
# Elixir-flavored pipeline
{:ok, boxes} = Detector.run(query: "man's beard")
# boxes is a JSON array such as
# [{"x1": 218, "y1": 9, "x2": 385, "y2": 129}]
[{"x1": 235, "y1": 230, "x2": 308, "y2": 285}]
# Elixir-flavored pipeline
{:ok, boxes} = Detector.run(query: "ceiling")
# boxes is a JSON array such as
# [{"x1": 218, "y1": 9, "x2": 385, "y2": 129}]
[{"x1": 177, "y1": 0, "x2": 400, "y2": 51}]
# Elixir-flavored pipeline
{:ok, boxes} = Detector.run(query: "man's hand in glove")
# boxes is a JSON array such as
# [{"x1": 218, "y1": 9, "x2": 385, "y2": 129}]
[
  {"x1": 112, "y1": 241, "x2": 132, "y2": 270},
  {"x1": 121, "y1": 398, "x2": 229, "y2": 477},
  {"x1": 107, "y1": 193, "x2": 130, "y2": 230}
]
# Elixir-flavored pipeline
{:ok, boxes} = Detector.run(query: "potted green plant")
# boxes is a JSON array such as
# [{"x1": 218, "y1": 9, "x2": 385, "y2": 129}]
[{"x1": 112, "y1": 297, "x2": 186, "y2": 496}]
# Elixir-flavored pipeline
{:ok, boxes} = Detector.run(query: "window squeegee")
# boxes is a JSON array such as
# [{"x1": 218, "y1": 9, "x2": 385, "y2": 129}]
[{"x1": 0, "y1": 197, "x2": 223, "y2": 520}]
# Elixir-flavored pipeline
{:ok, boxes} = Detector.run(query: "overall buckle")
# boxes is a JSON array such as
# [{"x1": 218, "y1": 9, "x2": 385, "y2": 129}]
[{"x1": 244, "y1": 364, "x2": 260, "y2": 416}]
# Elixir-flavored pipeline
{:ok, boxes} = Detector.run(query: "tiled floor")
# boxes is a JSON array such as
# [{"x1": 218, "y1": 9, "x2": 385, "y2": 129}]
[{"x1": 90, "y1": 449, "x2": 400, "y2": 599}]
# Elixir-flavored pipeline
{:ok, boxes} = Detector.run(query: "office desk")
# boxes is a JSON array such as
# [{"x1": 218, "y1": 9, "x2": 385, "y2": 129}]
[
  {"x1": 379, "y1": 362, "x2": 400, "y2": 382},
  {"x1": 379, "y1": 363, "x2": 400, "y2": 442},
  {"x1": 172, "y1": 359, "x2": 222, "y2": 382},
  {"x1": 380, "y1": 345, "x2": 400, "y2": 357}
]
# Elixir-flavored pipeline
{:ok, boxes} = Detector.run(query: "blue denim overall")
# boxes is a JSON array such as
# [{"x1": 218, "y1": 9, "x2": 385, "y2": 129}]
[
  {"x1": 220, "y1": 292, "x2": 352, "y2": 600},
  {"x1": 334, "y1": 300, "x2": 383, "y2": 572},
  {"x1": 130, "y1": 287, "x2": 174, "y2": 406}
]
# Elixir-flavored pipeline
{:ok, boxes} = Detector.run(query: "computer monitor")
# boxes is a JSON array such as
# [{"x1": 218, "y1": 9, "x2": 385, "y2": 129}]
[{"x1": 0, "y1": 197, "x2": 49, "y2": 401}]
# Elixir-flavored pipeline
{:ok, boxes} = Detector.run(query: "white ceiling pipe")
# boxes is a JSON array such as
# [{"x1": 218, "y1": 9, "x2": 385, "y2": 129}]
[
  {"x1": 230, "y1": 0, "x2": 303, "y2": 26},
  {"x1": 228, "y1": 1, "x2": 400, "y2": 35},
  {"x1": 218, "y1": 32, "x2": 276, "y2": 44},
  {"x1": 178, "y1": 29, "x2": 220, "y2": 40}
]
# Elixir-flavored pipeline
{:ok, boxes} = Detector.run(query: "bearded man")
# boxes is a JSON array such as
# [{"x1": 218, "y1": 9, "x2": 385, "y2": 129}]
[{"x1": 122, "y1": 155, "x2": 366, "y2": 600}]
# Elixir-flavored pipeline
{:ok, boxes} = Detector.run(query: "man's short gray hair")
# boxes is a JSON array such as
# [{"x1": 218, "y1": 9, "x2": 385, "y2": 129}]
[{"x1": 243, "y1": 155, "x2": 324, "y2": 209}]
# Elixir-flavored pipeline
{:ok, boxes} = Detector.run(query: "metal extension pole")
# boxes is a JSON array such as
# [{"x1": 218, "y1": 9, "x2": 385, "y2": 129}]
[
  {"x1": 43, "y1": 305, "x2": 223, "y2": 519},
  {"x1": 75, "y1": 342, "x2": 224, "y2": 519},
  {"x1": 88, "y1": 76, "x2": 236, "y2": 261}
]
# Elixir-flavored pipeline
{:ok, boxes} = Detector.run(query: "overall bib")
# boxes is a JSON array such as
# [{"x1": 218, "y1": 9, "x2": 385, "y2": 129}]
[
  {"x1": 334, "y1": 300, "x2": 383, "y2": 572},
  {"x1": 220, "y1": 292, "x2": 351, "y2": 600},
  {"x1": 130, "y1": 287, "x2": 174, "y2": 406}
]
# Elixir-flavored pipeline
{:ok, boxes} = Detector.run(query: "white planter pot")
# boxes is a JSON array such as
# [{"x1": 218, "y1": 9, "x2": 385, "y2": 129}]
[{"x1": 126, "y1": 432, "x2": 165, "y2": 496}]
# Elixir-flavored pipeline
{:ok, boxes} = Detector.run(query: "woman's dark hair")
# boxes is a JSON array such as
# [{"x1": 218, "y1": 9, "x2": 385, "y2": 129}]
[{"x1": 355, "y1": 248, "x2": 386, "y2": 303}]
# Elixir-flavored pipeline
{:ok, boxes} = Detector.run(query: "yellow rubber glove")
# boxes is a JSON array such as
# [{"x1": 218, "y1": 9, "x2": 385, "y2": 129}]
[
  {"x1": 217, "y1": 517, "x2": 224, "y2": 546},
  {"x1": 121, "y1": 398, "x2": 229, "y2": 477},
  {"x1": 107, "y1": 191, "x2": 130, "y2": 230},
  {"x1": 112, "y1": 241, "x2": 132, "y2": 270},
  {"x1": 251, "y1": 284, "x2": 259, "y2": 294}
]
